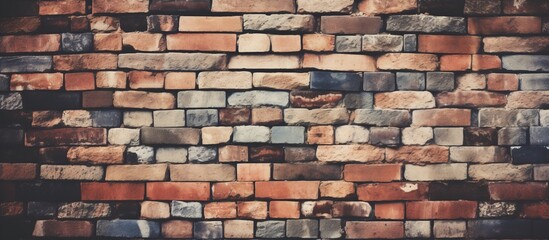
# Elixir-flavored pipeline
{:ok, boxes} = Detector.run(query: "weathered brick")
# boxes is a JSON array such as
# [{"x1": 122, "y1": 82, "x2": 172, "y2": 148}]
[
  {"x1": 253, "y1": 72, "x2": 309, "y2": 90},
  {"x1": 244, "y1": 14, "x2": 314, "y2": 32},
  {"x1": 478, "y1": 109, "x2": 539, "y2": 127},
  {"x1": 141, "y1": 127, "x2": 200, "y2": 145},
  {"x1": 386, "y1": 146, "x2": 448, "y2": 163},
  {"x1": 271, "y1": 126, "x2": 305, "y2": 144},
  {"x1": 58, "y1": 202, "x2": 111, "y2": 219},
  {"x1": 335, "y1": 125, "x2": 369, "y2": 144},
  {"x1": 229, "y1": 55, "x2": 300, "y2": 69},
  {"x1": 0, "y1": 56, "x2": 53, "y2": 73},
  {"x1": 467, "y1": 220, "x2": 532, "y2": 238},
  {"x1": 237, "y1": 163, "x2": 271, "y2": 181},
  {"x1": 317, "y1": 144, "x2": 384, "y2": 162},
  {"x1": 237, "y1": 201, "x2": 267, "y2": 219},
  {"x1": 118, "y1": 53, "x2": 227, "y2": 71},
  {"x1": 303, "y1": 34, "x2": 335, "y2": 51},
  {"x1": 336, "y1": 35, "x2": 361, "y2": 52},
  {"x1": 178, "y1": 91, "x2": 226, "y2": 108},
  {"x1": 469, "y1": 163, "x2": 532, "y2": 181},
  {"x1": 0, "y1": 17, "x2": 41, "y2": 34},
  {"x1": 297, "y1": 0, "x2": 353, "y2": 13},
  {"x1": 319, "y1": 181, "x2": 355, "y2": 198},
  {"x1": 354, "y1": 109, "x2": 411, "y2": 127},
  {"x1": 376, "y1": 91, "x2": 435, "y2": 109},
  {"x1": 41, "y1": 165, "x2": 103, "y2": 181},
  {"x1": 464, "y1": 126, "x2": 498, "y2": 145},
  {"x1": 450, "y1": 146, "x2": 509, "y2": 163},
  {"x1": 97, "y1": 220, "x2": 160, "y2": 238},
  {"x1": 358, "y1": 0, "x2": 417, "y2": 15},
  {"x1": 419, "y1": 35, "x2": 480, "y2": 54},
  {"x1": 204, "y1": 202, "x2": 236, "y2": 219},
  {"x1": 304, "y1": 53, "x2": 376, "y2": 72},
  {"x1": 377, "y1": 53, "x2": 438, "y2": 71},
  {"x1": 309, "y1": 71, "x2": 362, "y2": 91},
  {"x1": 321, "y1": 16, "x2": 382, "y2": 34},
  {"x1": 94, "y1": 33, "x2": 122, "y2": 51},
  {"x1": 464, "y1": 0, "x2": 501, "y2": 15},
  {"x1": 233, "y1": 126, "x2": 270, "y2": 143},
  {"x1": 147, "y1": 182, "x2": 210, "y2": 201},
  {"x1": 26, "y1": 128, "x2": 106, "y2": 147},
  {"x1": 285, "y1": 108, "x2": 349, "y2": 125},
  {"x1": 413, "y1": 109, "x2": 471, "y2": 127},
  {"x1": 162, "y1": 220, "x2": 193, "y2": 238},
  {"x1": 256, "y1": 220, "x2": 286, "y2": 238},
  {"x1": 54, "y1": 54, "x2": 117, "y2": 71},
  {"x1": 122, "y1": 33, "x2": 164, "y2": 52},
  {"x1": 212, "y1": 0, "x2": 295, "y2": 13},
  {"x1": 405, "y1": 163, "x2": 467, "y2": 181},
  {"x1": 307, "y1": 126, "x2": 334, "y2": 144},
  {"x1": 0, "y1": 163, "x2": 37, "y2": 181},
  {"x1": 150, "y1": 0, "x2": 210, "y2": 12},
  {"x1": 502, "y1": 55, "x2": 549, "y2": 72},
  {"x1": 197, "y1": 71, "x2": 251, "y2": 89},
  {"x1": 33, "y1": 220, "x2": 93, "y2": 237},
  {"x1": 147, "y1": 15, "x2": 178, "y2": 32},
  {"x1": 488, "y1": 182, "x2": 548, "y2": 200},
  {"x1": 387, "y1": 15, "x2": 465, "y2": 33},
  {"x1": 186, "y1": 109, "x2": 218, "y2": 127},
  {"x1": 362, "y1": 35, "x2": 403, "y2": 52},
  {"x1": 274, "y1": 164, "x2": 341, "y2": 180},
  {"x1": 507, "y1": 91, "x2": 549, "y2": 109},
  {"x1": 469, "y1": 17, "x2": 541, "y2": 35},
  {"x1": 224, "y1": 220, "x2": 254, "y2": 238},
  {"x1": 363, "y1": 72, "x2": 395, "y2": 91},
  {"x1": 141, "y1": 201, "x2": 169, "y2": 219},
  {"x1": 212, "y1": 182, "x2": 253, "y2": 200},
  {"x1": 10, "y1": 73, "x2": 63, "y2": 91},
  {"x1": 405, "y1": 221, "x2": 431, "y2": 238},
  {"x1": 435, "y1": 127, "x2": 463, "y2": 146},
  {"x1": 487, "y1": 73, "x2": 518, "y2": 91}
]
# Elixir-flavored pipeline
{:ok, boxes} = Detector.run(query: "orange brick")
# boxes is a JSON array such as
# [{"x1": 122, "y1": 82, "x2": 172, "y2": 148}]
[
  {"x1": 39, "y1": 0, "x2": 86, "y2": 15},
  {"x1": 94, "y1": 33, "x2": 122, "y2": 51},
  {"x1": 440, "y1": 55, "x2": 471, "y2": 71},
  {"x1": 10, "y1": 73, "x2": 64, "y2": 91},
  {"x1": 255, "y1": 181, "x2": 319, "y2": 199},
  {"x1": 81, "y1": 182, "x2": 144, "y2": 201},
  {"x1": 0, "y1": 34, "x2": 60, "y2": 53},
  {"x1": 344, "y1": 164, "x2": 402, "y2": 182},
  {"x1": 0, "y1": 163, "x2": 36, "y2": 180},
  {"x1": 472, "y1": 54, "x2": 501, "y2": 71},
  {"x1": 212, "y1": 182, "x2": 254, "y2": 200},
  {"x1": 54, "y1": 54, "x2": 118, "y2": 71},
  {"x1": 204, "y1": 202, "x2": 237, "y2": 219},
  {"x1": 303, "y1": 34, "x2": 335, "y2": 52},
  {"x1": 162, "y1": 220, "x2": 193, "y2": 238},
  {"x1": 96, "y1": 71, "x2": 127, "y2": 89},
  {"x1": 413, "y1": 109, "x2": 471, "y2": 127},
  {"x1": 357, "y1": 182, "x2": 428, "y2": 201},
  {"x1": 487, "y1": 73, "x2": 519, "y2": 91},
  {"x1": 406, "y1": 201, "x2": 477, "y2": 219},
  {"x1": 167, "y1": 33, "x2": 236, "y2": 52},
  {"x1": 419, "y1": 35, "x2": 481, "y2": 54},
  {"x1": 237, "y1": 201, "x2": 268, "y2": 219},
  {"x1": 237, "y1": 163, "x2": 270, "y2": 181},
  {"x1": 307, "y1": 126, "x2": 334, "y2": 144},
  {"x1": 488, "y1": 182, "x2": 548, "y2": 200},
  {"x1": 64, "y1": 72, "x2": 95, "y2": 91},
  {"x1": 468, "y1": 16, "x2": 541, "y2": 35},
  {"x1": 128, "y1": 71, "x2": 164, "y2": 89},
  {"x1": 179, "y1": 16, "x2": 243, "y2": 32},
  {"x1": 165, "y1": 72, "x2": 196, "y2": 90},
  {"x1": 346, "y1": 221, "x2": 404, "y2": 239},
  {"x1": 375, "y1": 203, "x2": 404, "y2": 219},
  {"x1": 146, "y1": 182, "x2": 210, "y2": 201},
  {"x1": 271, "y1": 35, "x2": 301, "y2": 52},
  {"x1": 269, "y1": 201, "x2": 300, "y2": 219},
  {"x1": 251, "y1": 107, "x2": 283, "y2": 125},
  {"x1": 122, "y1": 33, "x2": 165, "y2": 52}
]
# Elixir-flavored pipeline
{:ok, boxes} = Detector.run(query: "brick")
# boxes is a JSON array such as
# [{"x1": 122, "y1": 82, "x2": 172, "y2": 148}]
[
  {"x1": 147, "y1": 182, "x2": 210, "y2": 201},
  {"x1": 171, "y1": 201, "x2": 202, "y2": 218},
  {"x1": 114, "y1": 91, "x2": 175, "y2": 109},
  {"x1": 478, "y1": 109, "x2": 539, "y2": 127},
  {"x1": 256, "y1": 221, "x2": 286, "y2": 238},
  {"x1": 386, "y1": 146, "x2": 448, "y2": 163},
  {"x1": 297, "y1": 0, "x2": 353, "y2": 13},
  {"x1": 141, "y1": 201, "x2": 170, "y2": 219},
  {"x1": 405, "y1": 221, "x2": 431, "y2": 238},
  {"x1": 271, "y1": 126, "x2": 305, "y2": 144},
  {"x1": 41, "y1": 165, "x2": 103, "y2": 180},
  {"x1": 469, "y1": 163, "x2": 532, "y2": 181},
  {"x1": 419, "y1": 0, "x2": 464, "y2": 15},
  {"x1": 0, "y1": 34, "x2": 60, "y2": 53},
  {"x1": 153, "y1": 110, "x2": 184, "y2": 127},
  {"x1": 94, "y1": 33, "x2": 122, "y2": 51},
  {"x1": 317, "y1": 144, "x2": 384, "y2": 162},
  {"x1": 376, "y1": 91, "x2": 435, "y2": 109},
  {"x1": 331, "y1": 201, "x2": 371, "y2": 218},
  {"x1": 488, "y1": 182, "x2": 547, "y2": 200},
  {"x1": 503, "y1": 0, "x2": 549, "y2": 14},
  {"x1": 204, "y1": 202, "x2": 236, "y2": 219},
  {"x1": 119, "y1": 53, "x2": 227, "y2": 71},
  {"x1": 0, "y1": 17, "x2": 40, "y2": 34},
  {"x1": 396, "y1": 72, "x2": 425, "y2": 90},
  {"x1": 413, "y1": 109, "x2": 471, "y2": 127},
  {"x1": 61, "y1": 33, "x2": 92, "y2": 52},
  {"x1": 212, "y1": 0, "x2": 295, "y2": 13},
  {"x1": 10, "y1": 73, "x2": 63, "y2": 91},
  {"x1": 307, "y1": 126, "x2": 334, "y2": 144},
  {"x1": 387, "y1": 15, "x2": 465, "y2": 33},
  {"x1": 57, "y1": 202, "x2": 110, "y2": 219},
  {"x1": 369, "y1": 127, "x2": 400, "y2": 145},
  {"x1": 122, "y1": 33, "x2": 164, "y2": 52},
  {"x1": 419, "y1": 35, "x2": 480, "y2": 54},
  {"x1": 249, "y1": 146, "x2": 282, "y2": 163},
  {"x1": 165, "y1": 72, "x2": 195, "y2": 90},
  {"x1": 25, "y1": 128, "x2": 106, "y2": 147},
  {"x1": 467, "y1": 220, "x2": 532, "y2": 238},
  {"x1": 269, "y1": 201, "x2": 299, "y2": 219},
  {"x1": 521, "y1": 202, "x2": 549, "y2": 218},
  {"x1": 429, "y1": 182, "x2": 489, "y2": 201},
  {"x1": 336, "y1": 35, "x2": 361, "y2": 52},
  {"x1": 237, "y1": 201, "x2": 267, "y2": 219},
  {"x1": 92, "y1": 0, "x2": 149, "y2": 13},
  {"x1": 521, "y1": 74, "x2": 549, "y2": 90},
  {"x1": 377, "y1": 53, "x2": 438, "y2": 71},
  {"x1": 402, "y1": 127, "x2": 433, "y2": 145},
  {"x1": 354, "y1": 109, "x2": 411, "y2": 127},
  {"x1": 507, "y1": 91, "x2": 549, "y2": 109},
  {"x1": 0, "y1": 56, "x2": 53, "y2": 73},
  {"x1": 253, "y1": 72, "x2": 309, "y2": 90},
  {"x1": 375, "y1": 202, "x2": 405, "y2": 219},
  {"x1": 487, "y1": 73, "x2": 518, "y2": 91},
  {"x1": 171, "y1": 164, "x2": 235, "y2": 181},
  {"x1": 217, "y1": 145, "x2": 247, "y2": 162},
  {"x1": 237, "y1": 163, "x2": 271, "y2": 181},
  {"x1": 96, "y1": 71, "x2": 126, "y2": 89},
  {"x1": 484, "y1": 37, "x2": 549, "y2": 53},
  {"x1": 229, "y1": 54, "x2": 300, "y2": 69},
  {"x1": 178, "y1": 91, "x2": 225, "y2": 108},
  {"x1": 358, "y1": 0, "x2": 417, "y2": 15},
  {"x1": 198, "y1": 71, "x2": 251, "y2": 89},
  {"x1": 64, "y1": 72, "x2": 95, "y2": 91},
  {"x1": 90, "y1": 16, "x2": 119, "y2": 32},
  {"x1": 81, "y1": 182, "x2": 144, "y2": 201},
  {"x1": 97, "y1": 220, "x2": 160, "y2": 238},
  {"x1": 469, "y1": 16, "x2": 541, "y2": 35},
  {"x1": 321, "y1": 16, "x2": 381, "y2": 34},
  {"x1": 162, "y1": 220, "x2": 192, "y2": 238},
  {"x1": 285, "y1": 108, "x2": 349, "y2": 125},
  {"x1": 363, "y1": 72, "x2": 395, "y2": 91},
  {"x1": 141, "y1": 127, "x2": 200, "y2": 145},
  {"x1": 244, "y1": 14, "x2": 314, "y2": 32},
  {"x1": 335, "y1": 126, "x2": 369, "y2": 144},
  {"x1": 224, "y1": 220, "x2": 254, "y2": 238},
  {"x1": 0, "y1": 163, "x2": 36, "y2": 181},
  {"x1": 23, "y1": 92, "x2": 82, "y2": 110},
  {"x1": 358, "y1": 182, "x2": 427, "y2": 201},
  {"x1": 502, "y1": 55, "x2": 549, "y2": 72},
  {"x1": 319, "y1": 181, "x2": 355, "y2": 198},
  {"x1": 407, "y1": 201, "x2": 477, "y2": 219},
  {"x1": 256, "y1": 181, "x2": 319, "y2": 199},
  {"x1": 186, "y1": 146, "x2": 216, "y2": 163},
  {"x1": 286, "y1": 219, "x2": 319, "y2": 238},
  {"x1": 426, "y1": 72, "x2": 454, "y2": 91},
  {"x1": 304, "y1": 53, "x2": 376, "y2": 72},
  {"x1": 433, "y1": 221, "x2": 466, "y2": 238},
  {"x1": 32, "y1": 111, "x2": 62, "y2": 127},
  {"x1": 303, "y1": 34, "x2": 335, "y2": 51},
  {"x1": 105, "y1": 164, "x2": 167, "y2": 181},
  {"x1": 499, "y1": 127, "x2": 528, "y2": 145},
  {"x1": 147, "y1": 15, "x2": 178, "y2": 32},
  {"x1": 346, "y1": 221, "x2": 404, "y2": 239},
  {"x1": 237, "y1": 33, "x2": 270, "y2": 52},
  {"x1": 465, "y1": 0, "x2": 501, "y2": 14},
  {"x1": 150, "y1": 0, "x2": 210, "y2": 12},
  {"x1": 194, "y1": 221, "x2": 223, "y2": 239},
  {"x1": 450, "y1": 146, "x2": 509, "y2": 163},
  {"x1": 212, "y1": 182, "x2": 253, "y2": 200},
  {"x1": 309, "y1": 71, "x2": 362, "y2": 91},
  {"x1": 54, "y1": 54, "x2": 117, "y2": 71},
  {"x1": 179, "y1": 16, "x2": 242, "y2": 32},
  {"x1": 344, "y1": 164, "x2": 401, "y2": 182},
  {"x1": 440, "y1": 54, "x2": 470, "y2": 71},
  {"x1": 273, "y1": 164, "x2": 341, "y2": 180},
  {"x1": 436, "y1": 91, "x2": 506, "y2": 108},
  {"x1": 405, "y1": 163, "x2": 467, "y2": 181},
  {"x1": 362, "y1": 35, "x2": 403, "y2": 52},
  {"x1": 271, "y1": 35, "x2": 301, "y2": 52},
  {"x1": 233, "y1": 126, "x2": 270, "y2": 143},
  {"x1": 33, "y1": 220, "x2": 93, "y2": 237},
  {"x1": 465, "y1": 127, "x2": 498, "y2": 145},
  {"x1": 201, "y1": 127, "x2": 232, "y2": 145},
  {"x1": 167, "y1": 33, "x2": 236, "y2": 52}
]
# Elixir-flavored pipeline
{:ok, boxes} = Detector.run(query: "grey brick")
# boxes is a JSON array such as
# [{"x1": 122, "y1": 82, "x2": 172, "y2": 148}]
[
  {"x1": 403, "y1": 34, "x2": 417, "y2": 52},
  {"x1": 362, "y1": 34, "x2": 403, "y2": 52},
  {"x1": 335, "y1": 35, "x2": 361, "y2": 52},
  {"x1": 363, "y1": 72, "x2": 395, "y2": 91},
  {"x1": 502, "y1": 55, "x2": 549, "y2": 71},
  {"x1": 396, "y1": 72, "x2": 425, "y2": 90},
  {"x1": 320, "y1": 219, "x2": 343, "y2": 239},
  {"x1": 233, "y1": 126, "x2": 270, "y2": 143},
  {"x1": 0, "y1": 74, "x2": 9, "y2": 91},
  {"x1": 434, "y1": 127, "x2": 463, "y2": 146},
  {"x1": 287, "y1": 219, "x2": 319, "y2": 238},
  {"x1": 186, "y1": 109, "x2": 218, "y2": 127},
  {"x1": 405, "y1": 221, "x2": 431, "y2": 238},
  {"x1": 119, "y1": 53, "x2": 227, "y2": 71},
  {"x1": 433, "y1": 221, "x2": 466, "y2": 238},
  {"x1": 284, "y1": 147, "x2": 316, "y2": 162},
  {"x1": 530, "y1": 127, "x2": 549, "y2": 145},
  {"x1": 228, "y1": 91, "x2": 289, "y2": 106},
  {"x1": 177, "y1": 91, "x2": 226, "y2": 108},
  {"x1": 310, "y1": 71, "x2": 363, "y2": 92},
  {"x1": 541, "y1": 110, "x2": 549, "y2": 126},
  {"x1": 369, "y1": 127, "x2": 400, "y2": 145},
  {"x1": 153, "y1": 110, "x2": 185, "y2": 127},
  {"x1": 479, "y1": 202, "x2": 516, "y2": 218},
  {"x1": 354, "y1": 109, "x2": 411, "y2": 127},
  {"x1": 343, "y1": 93, "x2": 373, "y2": 109},
  {"x1": 171, "y1": 201, "x2": 202, "y2": 218},
  {"x1": 27, "y1": 202, "x2": 57, "y2": 217},
  {"x1": 0, "y1": 56, "x2": 52, "y2": 73},
  {"x1": 271, "y1": 126, "x2": 305, "y2": 144},
  {"x1": 58, "y1": 202, "x2": 111, "y2": 219},
  {"x1": 520, "y1": 74, "x2": 549, "y2": 90},
  {"x1": 61, "y1": 33, "x2": 93, "y2": 52},
  {"x1": 188, "y1": 146, "x2": 217, "y2": 163},
  {"x1": 194, "y1": 221, "x2": 222, "y2": 239},
  {"x1": 123, "y1": 111, "x2": 153, "y2": 127},
  {"x1": 126, "y1": 146, "x2": 154, "y2": 164},
  {"x1": 243, "y1": 14, "x2": 315, "y2": 32},
  {"x1": 427, "y1": 72, "x2": 454, "y2": 91},
  {"x1": 498, "y1": 127, "x2": 527, "y2": 145},
  {"x1": 0, "y1": 93, "x2": 23, "y2": 110},
  {"x1": 256, "y1": 221, "x2": 285, "y2": 238},
  {"x1": 141, "y1": 127, "x2": 200, "y2": 145},
  {"x1": 91, "y1": 110, "x2": 122, "y2": 127},
  {"x1": 156, "y1": 147, "x2": 187, "y2": 163},
  {"x1": 478, "y1": 109, "x2": 539, "y2": 127},
  {"x1": 96, "y1": 220, "x2": 160, "y2": 238},
  {"x1": 386, "y1": 15, "x2": 466, "y2": 33}
]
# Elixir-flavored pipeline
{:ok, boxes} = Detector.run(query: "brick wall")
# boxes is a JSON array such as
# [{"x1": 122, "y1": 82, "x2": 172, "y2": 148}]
[{"x1": 1, "y1": 0, "x2": 549, "y2": 239}]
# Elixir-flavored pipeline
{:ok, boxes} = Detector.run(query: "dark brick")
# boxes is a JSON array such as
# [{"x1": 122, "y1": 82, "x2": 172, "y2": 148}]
[
  {"x1": 61, "y1": 33, "x2": 93, "y2": 52},
  {"x1": 321, "y1": 16, "x2": 382, "y2": 34},
  {"x1": 97, "y1": 220, "x2": 160, "y2": 238},
  {"x1": 0, "y1": 0, "x2": 38, "y2": 17},
  {"x1": 369, "y1": 127, "x2": 400, "y2": 146},
  {"x1": 91, "y1": 110, "x2": 122, "y2": 127},
  {"x1": 511, "y1": 146, "x2": 549, "y2": 164},
  {"x1": 467, "y1": 220, "x2": 532, "y2": 238},
  {"x1": 0, "y1": 128, "x2": 23, "y2": 145},
  {"x1": 396, "y1": 72, "x2": 425, "y2": 90},
  {"x1": 150, "y1": 0, "x2": 211, "y2": 12},
  {"x1": 38, "y1": 147, "x2": 69, "y2": 164},
  {"x1": 419, "y1": 0, "x2": 465, "y2": 15},
  {"x1": 0, "y1": 110, "x2": 32, "y2": 127},
  {"x1": 40, "y1": 16, "x2": 70, "y2": 33},
  {"x1": 0, "y1": 56, "x2": 52, "y2": 73},
  {"x1": 16, "y1": 182, "x2": 80, "y2": 201},
  {"x1": 464, "y1": 127, "x2": 498, "y2": 146},
  {"x1": 0, "y1": 219, "x2": 34, "y2": 239},
  {"x1": 530, "y1": 127, "x2": 549, "y2": 145},
  {"x1": 429, "y1": 182, "x2": 489, "y2": 200},
  {"x1": 83, "y1": 91, "x2": 113, "y2": 108},
  {"x1": 250, "y1": 146, "x2": 284, "y2": 163},
  {"x1": 387, "y1": 15, "x2": 466, "y2": 33},
  {"x1": 25, "y1": 128, "x2": 106, "y2": 147},
  {"x1": 403, "y1": 34, "x2": 417, "y2": 52},
  {"x1": 290, "y1": 90, "x2": 343, "y2": 108},
  {"x1": 194, "y1": 221, "x2": 223, "y2": 239},
  {"x1": 147, "y1": 15, "x2": 178, "y2": 32},
  {"x1": 0, "y1": 183, "x2": 17, "y2": 201},
  {"x1": 273, "y1": 164, "x2": 341, "y2": 180},
  {"x1": 0, "y1": 74, "x2": 9, "y2": 91},
  {"x1": 70, "y1": 16, "x2": 90, "y2": 32},
  {"x1": 285, "y1": 147, "x2": 316, "y2": 162},
  {"x1": 0, "y1": 146, "x2": 39, "y2": 163},
  {"x1": 219, "y1": 108, "x2": 250, "y2": 125},
  {"x1": 464, "y1": 0, "x2": 501, "y2": 15},
  {"x1": 27, "y1": 202, "x2": 57, "y2": 217},
  {"x1": 141, "y1": 127, "x2": 200, "y2": 145},
  {"x1": 533, "y1": 220, "x2": 549, "y2": 238},
  {"x1": 343, "y1": 93, "x2": 373, "y2": 109},
  {"x1": 119, "y1": 14, "x2": 147, "y2": 32},
  {"x1": 186, "y1": 109, "x2": 218, "y2": 127},
  {"x1": 363, "y1": 72, "x2": 395, "y2": 92},
  {"x1": 310, "y1": 71, "x2": 362, "y2": 92},
  {"x1": 111, "y1": 202, "x2": 141, "y2": 219},
  {"x1": 426, "y1": 72, "x2": 454, "y2": 91},
  {"x1": 22, "y1": 92, "x2": 81, "y2": 110}
]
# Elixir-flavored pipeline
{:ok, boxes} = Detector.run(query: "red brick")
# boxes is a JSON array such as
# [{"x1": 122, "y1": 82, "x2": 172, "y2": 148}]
[
  {"x1": 413, "y1": 109, "x2": 471, "y2": 127},
  {"x1": 344, "y1": 164, "x2": 402, "y2": 182},
  {"x1": 346, "y1": 221, "x2": 404, "y2": 239},
  {"x1": 419, "y1": 35, "x2": 481, "y2": 54},
  {"x1": 487, "y1": 73, "x2": 519, "y2": 91},
  {"x1": 436, "y1": 91, "x2": 507, "y2": 108},
  {"x1": 25, "y1": 128, "x2": 106, "y2": 147},
  {"x1": 503, "y1": 0, "x2": 549, "y2": 14},
  {"x1": 269, "y1": 201, "x2": 300, "y2": 219},
  {"x1": 406, "y1": 201, "x2": 477, "y2": 219},
  {"x1": 472, "y1": 55, "x2": 501, "y2": 71},
  {"x1": 92, "y1": 0, "x2": 149, "y2": 13},
  {"x1": 146, "y1": 182, "x2": 210, "y2": 201},
  {"x1": 122, "y1": 33, "x2": 165, "y2": 52},
  {"x1": 468, "y1": 16, "x2": 541, "y2": 35},
  {"x1": 165, "y1": 72, "x2": 196, "y2": 90},
  {"x1": 357, "y1": 182, "x2": 428, "y2": 201},
  {"x1": 255, "y1": 181, "x2": 319, "y2": 199},
  {"x1": 81, "y1": 182, "x2": 145, "y2": 201},
  {"x1": 386, "y1": 146, "x2": 449, "y2": 163},
  {"x1": 128, "y1": 71, "x2": 164, "y2": 89},
  {"x1": 488, "y1": 182, "x2": 548, "y2": 200},
  {"x1": 39, "y1": 0, "x2": 86, "y2": 15},
  {"x1": 167, "y1": 33, "x2": 236, "y2": 52},
  {"x1": 271, "y1": 35, "x2": 301, "y2": 52},
  {"x1": 64, "y1": 72, "x2": 95, "y2": 91},
  {"x1": 0, "y1": 163, "x2": 37, "y2": 180},
  {"x1": 162, "y1": 220, "x2": 193, "y2": 238},
  {"x1": 521, "y1": 202, "x2": 549, "y2": 219},
  {"x1": 212, "y1": 182, "x2": 254, "y2": 200},
  {"x1": 0, "y1": 34, "x2": 60, "y2": 53},
  {"x1": 302, "y1": 34, "x2": 335, "y2": 52},
  {"x1": 179, "y1": 16, "x2": 243, "y2": 32},
  {"x1": 375, "y1": 203, "x2": 405, "y2": 220},
  {"x1": 33, "y1": 220, "x2": 93, "y2": 237},
  {"x1": 219, "y1": 108, "x2": 250, "y2": 125},
  {"x1": 67, "y1": 146, "x2": 124, "y2": 164},
  {"x1": 0, "y1": 202, "x2": 24, "y2": 216},
  {"x1": 94, "y1": 33, "x2": 122, "y2": 51},
  {"x1": 211, "y1": 0, "x2": 296, "y2": 13},
  {"x1": 237, "y1": 163, "x2": 271, "y2": 181},
  {"x1": 83, "y1": 91, "x2": 114, "y2": 108},
  {"x1": 205, "y1": 202, "x2": 237, "y2": 219},
  {"x1": 54, "y1": 54, "x2": 118, "y2": 71},
  {"x1": 10, "y1": 73, "x2": 64, "y2": 91},
  {"x1": 237, "y1": 201, "x2": 268, "y2": 219},
  {"x1": 440, "y1": 55, "x2": 471, "y2": 71}
]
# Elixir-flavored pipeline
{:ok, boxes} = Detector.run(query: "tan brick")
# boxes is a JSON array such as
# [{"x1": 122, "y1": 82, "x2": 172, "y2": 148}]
[
  {"x1": 122, "y1": 33, "x2": 165, "y2": 52},
  {"x1": 378, "y1": 53, "x2": 438, "y2": 71},
  {"x1": 319, "y1": 181, "x2": 355, "y2": 198},
  {"x1": 271, "y1": 35, "x2": 301, "y2": 52},
  {"x1": 224, "y1": 220, "x2": 254, "y2": 238},
  {"x1": 162, "y1": 220, "x2": 192, "y2": 238},
  {"x1": 375, "y1": 91, "x2": 435, "y2": 109},
  {"x1": 113, "y1": 91, "x2": 175, "y2": 109},
  {"x1": 303, "y1": 34, "x2": 335, "y2": 51},
  {"x1": 238, "y1": 34, "x2": 270, "y2": 52},
  {"x1": 251, "y1": 107, "x2": 283, "y2": 125},
  {"x1": 54, "y1": 54, "x2": 117, "y2": 71},
  {"x1": 167, "y1": 33, "x2": 236, "y2": 52},
  {"x1": 165, "y1": 72, "x2": 196, "y2": 90},
  {"x1": 303, "y1": 53, "x2": 376, "y2": 71},
  {"x1": 253, "y1": 72, "x2": 309, "y2": 90},
  {"x1": 219, "y1": 145, "x2": 248, "y2": 162},
  {"x1": 237, "y1": 163, "x2": 270, "y2": 181},
  {"x1": 179, "y1": 16, "x2": 243, "y2": 32},
  {"x1": 141, "y1": 201, "x2": 170, "y2": 219},
  {"x1": 228, "y1": 55, "x2": 300, "y2": 69},
  {"x1": 317, "y1": 144, "x2": 385, "y2": 162},
  {"x1": 202, "y1": 127, "x2": 232, "y2": 145},
  {"x1": 212, "y1": 0, "x2": 296, "y2": 13},
  {"x1": 307, "y1": 126, "x2": 334, "y2": 144},
  {"x1": 386, "y1": 146, "x2": 448, "y2": 163},
  {"x1": 40, "y1": 165, "x2": 103, "y2": 180},
  {"x1": 94, "y1": 33, "x2": 122, "y2": 51},
  {"x1": 105, "y1": 164, "x2": 168, "y2": 181},
  {"x1": 197, "y1": 71, "x2": 252, "y2": 89},
  {"x1": 170, "y1": 164, "x2": 235, "y2": 181}
]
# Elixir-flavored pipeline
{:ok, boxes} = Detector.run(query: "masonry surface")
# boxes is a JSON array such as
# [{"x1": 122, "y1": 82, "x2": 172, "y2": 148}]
[{"x1": 0, "y1": 0, "x2": 549, "y2": 239}]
